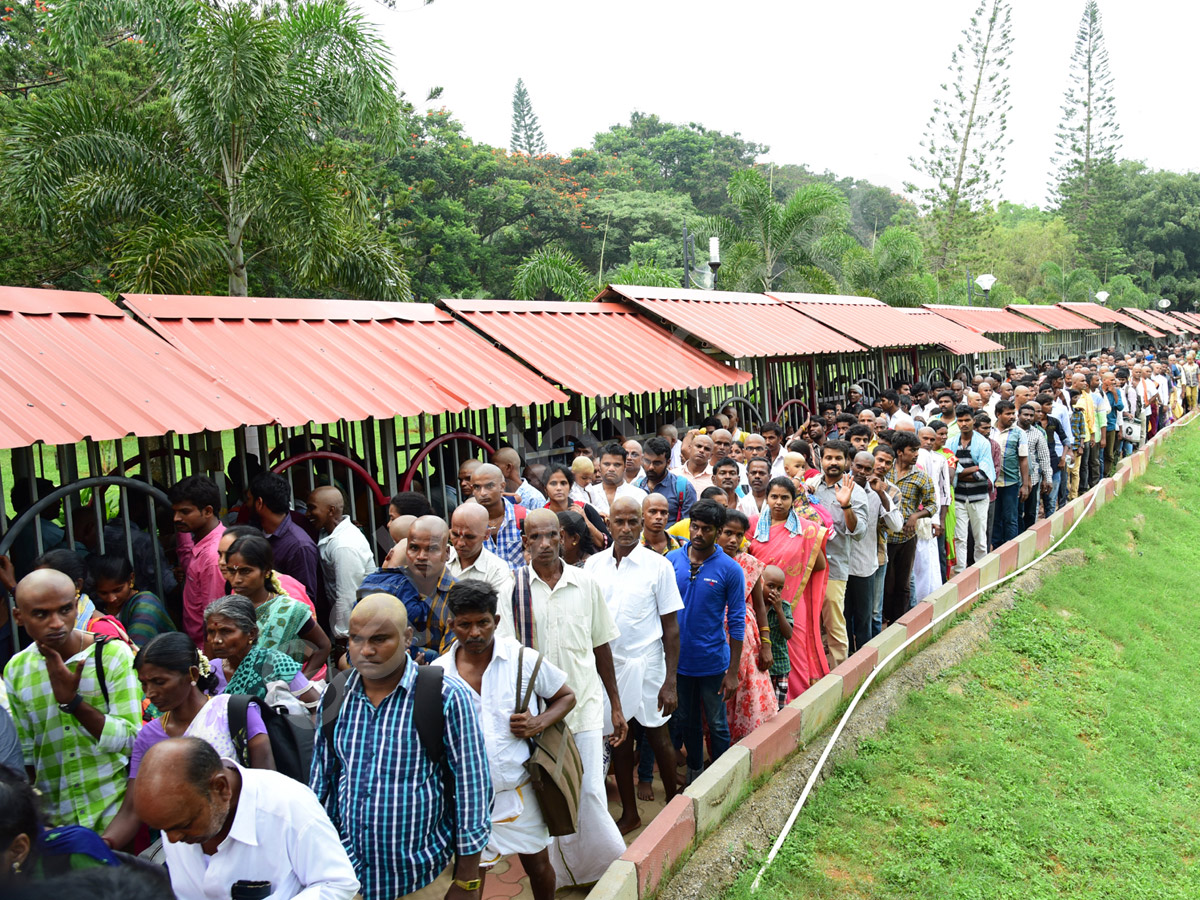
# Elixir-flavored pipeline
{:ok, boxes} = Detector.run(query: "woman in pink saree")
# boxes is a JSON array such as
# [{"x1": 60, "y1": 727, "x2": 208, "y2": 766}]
[{"x1": 749, "y1": 476, "x2": 828, "y2": 702}]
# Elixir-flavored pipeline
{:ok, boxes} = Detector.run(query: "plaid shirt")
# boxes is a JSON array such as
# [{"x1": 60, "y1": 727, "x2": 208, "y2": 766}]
[
  {"x1": 4, "y1": 635, "x2": 141, "y2": 831},
  {"x1": 484, "y1": 498, "x2": 525, "y2": 570},
  {"x1": 886, "y1": 467, "x2": 937, "y2": 544},
  {"x1": 767, "y1": 603, "x2": 793, "y2": 677},
  {"x1": 310, "y1": 663, "x2": 493, "y2": 900},
  {"x1": 1069, "y1": 406, "x2": 1086, "y2": 447}
]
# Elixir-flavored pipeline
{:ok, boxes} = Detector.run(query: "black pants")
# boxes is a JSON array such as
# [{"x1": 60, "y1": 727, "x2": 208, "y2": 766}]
[
  {"x1": 1085, "y1": 441, "x2": 1101, "y2": 490},
  {"x1": 883, "y1": 537, "x2": 917, "y2": 624},
  {"x1": 1019, "y1": 486, "x2": 1039, "y2": 532},
  {"x1": 844, "y1": 574, "x2": 873, "y2": 654}
]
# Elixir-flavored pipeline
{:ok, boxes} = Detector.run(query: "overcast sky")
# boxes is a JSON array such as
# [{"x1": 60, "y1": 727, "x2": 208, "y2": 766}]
[{"x1": 364, "y1": 0, "x2": 1198, "y2": 209}]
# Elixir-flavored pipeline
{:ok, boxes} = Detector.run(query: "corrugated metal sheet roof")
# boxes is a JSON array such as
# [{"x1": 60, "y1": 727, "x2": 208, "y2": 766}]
[
  {"x1": 0, "y1": 286, "x2": 273, "y2": 448},
  {"x1": 1056, "y1": 301, "x2": 1155, "y2": 331},
  {"x1": 896, "y1": 309, "x2": 1006, "y2": 354},
  {"x1": 922, "y1": 304, "x2": 1049, "y2": 335},
  {"x1": 597, "y1": 285, "x2": 865, "y2": 357},
  {"x1": 120, "y1": 294, "x2": 568, "y2": 426},
  {"x1": 1005, "y1": 304, "x2": 1100, "y2": 331},
  {"x1": 441, "y1": 299, "x2": 751, "y2": 396},
  {"x1": 769, "y1": 292, "x2": 946, "y2": 350},
  {"x1": 1170, "y1": 311, "x2": 1200, "y2": 330},
  {"x1": 1123, "y1": 307, "x2": 1185, "y2": 334}
]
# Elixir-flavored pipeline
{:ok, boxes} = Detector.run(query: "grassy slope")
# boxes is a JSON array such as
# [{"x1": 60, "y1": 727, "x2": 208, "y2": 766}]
[{"x1": 734, "y1": 425, "x2": 1200, "y2": 900}]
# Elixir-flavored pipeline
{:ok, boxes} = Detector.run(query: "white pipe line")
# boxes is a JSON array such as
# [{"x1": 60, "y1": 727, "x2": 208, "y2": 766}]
[{"x1": 751, "y1": 417, "x2": 1189, "y2": 893}]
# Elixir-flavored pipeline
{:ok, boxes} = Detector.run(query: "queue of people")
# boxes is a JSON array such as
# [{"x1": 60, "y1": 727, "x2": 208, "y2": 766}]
[{"x1": 0, "y1": 340, "x2": 1195, "y2": 900}]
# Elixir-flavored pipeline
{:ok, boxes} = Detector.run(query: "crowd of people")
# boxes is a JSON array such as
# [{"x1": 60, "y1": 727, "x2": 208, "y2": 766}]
[{"x1": 0, "y1": 340, "x2": 1195, "y2": 900}]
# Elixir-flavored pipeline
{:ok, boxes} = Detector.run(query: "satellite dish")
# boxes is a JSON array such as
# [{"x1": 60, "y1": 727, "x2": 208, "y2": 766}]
[{"x1": 1157, "y1": 298, "x2": 1171, "y2": 310}]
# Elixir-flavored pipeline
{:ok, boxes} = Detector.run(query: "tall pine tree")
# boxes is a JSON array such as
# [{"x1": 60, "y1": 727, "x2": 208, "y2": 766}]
[
  {"x1": 1050, "y1": 1, "x2": 1124, "y2": 276},
  {"x1": 510, "y1": 78, "x2": 546, "y2": 156},
  {"x1": 907, "y1": 0, "x2": 1013, "y2": 277}
]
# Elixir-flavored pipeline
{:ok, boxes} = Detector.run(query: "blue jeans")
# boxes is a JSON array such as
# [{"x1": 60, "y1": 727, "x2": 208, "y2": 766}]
[
  {"x1": 871, "y1": 563, "x2": 886, "y2": 638},
  {"x1": 993, "y1": 484, "x2": 1021, "y2": 546},
  {"x1": 1041, "y1": 470, "x2": 1061, "y2": 518},
  {"x1": 676, "y1": 672, "x2": 731, "y2": 778}
]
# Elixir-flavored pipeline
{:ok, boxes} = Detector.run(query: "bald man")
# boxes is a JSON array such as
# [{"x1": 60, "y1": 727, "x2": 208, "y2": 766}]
[
  {"x1": 307, "y1": 486, "x2": 376, "y2": 638},
  {"x1": 584, "y1": 496, "x2": 683, "y2": 833},
  {"x1": 138, "y1": 737, "x2": 358, "y2": 900},
  {"x1": 492, "y1": 447, "x2": 546, "y2": 509},
  {"x1": 472, "y1": 462, "x2": 526, "y2": 569},
  {"x1": 358, "y1": 515, "x2": 457, "y2": 662},
  {"x1": 311, "y1": 594, "x2": 492, "y2": 900},
  {"x1": 448, "y1": 502, "x2": 514, "y2": 604},
  {"x1": 500, "y1": 507, "x2": 627, "y2": 887},
  {"x1": 3, "y1": 569, "x2": 142, "y2": 831}
]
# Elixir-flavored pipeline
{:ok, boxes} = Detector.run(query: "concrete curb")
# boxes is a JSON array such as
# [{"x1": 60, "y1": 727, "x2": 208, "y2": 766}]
[{"x1": 601, "y1": 412, "x2": 1197, "y2": 898}]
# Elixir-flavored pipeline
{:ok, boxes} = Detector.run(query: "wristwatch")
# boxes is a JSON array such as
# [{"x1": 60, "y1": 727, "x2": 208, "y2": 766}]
[
  {"x1": 453, "y1": 877, "x2": 482, "y2": 892},
  {"x1": 59, "y1": 694, "x2": 83, "y2": 715}
]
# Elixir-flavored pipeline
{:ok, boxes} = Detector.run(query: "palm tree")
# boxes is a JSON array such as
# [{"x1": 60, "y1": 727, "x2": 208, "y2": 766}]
[
  {"x1": 510, "y1": 246, "x2": 678, "y2": 302},
  {"x1": 842, "y1": 226, "x2": 936, "y2": 307},
  {"x1": 1038, "y1": 260, "x2": 1100, "y2": 303},
  {"x1": 5, "y1": 0, "x2": 408, "y2": 298},
  {"x1": 700, "y1": 169, "x2": 852, "y2": 294}
]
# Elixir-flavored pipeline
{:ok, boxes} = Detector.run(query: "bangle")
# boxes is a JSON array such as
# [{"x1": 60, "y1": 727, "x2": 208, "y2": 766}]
[
  {"x1": 759, "y1": 626, "x2": 770, "y2": 633},
  {"x1": 761, "y1": 638, "x2": 772, "y2": 645},
  {"x1": 841, "y1": 504, "x2": 852, "y2": 509}
]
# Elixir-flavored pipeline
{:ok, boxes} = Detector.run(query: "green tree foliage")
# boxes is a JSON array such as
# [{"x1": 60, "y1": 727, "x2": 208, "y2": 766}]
[
  {"x1": 765, "y1": 163, "x2": 915, "y2": 247},
  {"x1": 1112, "y1": 165, "x2": 1200, "y2": 307},
  {"x1": 5, "y1": 0, "x2": 408, "y2": 298},
  {"x1": 593, "y1": 112, "x2": 767, "y2": 217},
  {"x1": 1050, "y1": 1, "x2": 1123, "y2": 274},
  {"x1": 510, "y1": 78, "x2": 546, "y2": 157},
  {"x1": 979, "y1": 203, "x2": 1079, "y2": 299},
  {"x1": 511, "y1": 246, "x2": 593, "y2": 302},
  {"x1": 908, "y1": 0, "x2": 1013, "y2": 275},
  {"x1": 842, "y1": 226, "x2": 935, "y2": 307},
  {"x1": 1034, "y1": 260, "x2": 1100, "y2": 303},
  {"x1": 1101, "y1": 273, "x2": 1147, "y2": 309},
  {"x1": 699, "y1": 169, "x2": 851, "y2": 294}
]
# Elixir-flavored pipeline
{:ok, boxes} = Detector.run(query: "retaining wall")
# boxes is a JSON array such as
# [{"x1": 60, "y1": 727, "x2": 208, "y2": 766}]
[{"x1": 591, "y1": 410, "x2": 1195, "y2": 900}]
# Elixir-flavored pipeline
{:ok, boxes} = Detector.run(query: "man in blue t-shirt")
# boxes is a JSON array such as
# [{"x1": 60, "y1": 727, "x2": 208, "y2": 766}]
[{"x1": 666, "y1": 499, "x2": 746, "y2": 786}]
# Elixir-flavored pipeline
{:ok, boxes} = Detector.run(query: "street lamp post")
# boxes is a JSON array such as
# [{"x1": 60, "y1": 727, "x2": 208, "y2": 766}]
[
  {"x1": 709, "y1": 237, "x2": 721, "y2": 290},
  {"x1": 976, "y1": 273, "x2": 997, "y2": 304},
  {"x1": 1095, "y1": 291, "x2": 1109, "y2": 304}
]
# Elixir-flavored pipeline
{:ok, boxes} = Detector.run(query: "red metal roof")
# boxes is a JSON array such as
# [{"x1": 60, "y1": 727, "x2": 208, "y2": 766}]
[
  {"x1": 895, "y1": 309, "x2": 1006, "y2": 354},
  {"x1": 1123, "y1": 307, "x2": 1185, "y2": 335},
  {"x1": 441, "y1": 299, "x2": 751, "y2": 396},
  {"x1": 1170, "y1": 311, "x2": 1200, "y2": 330},
  {"x1": 1005, "y1": 304, "x2": 1099, "y2": 331},
  {"x1": 922, "y1": 304, "x2": 1049, "y2": 335},
  {"x1": 0, "y1": 287, "x2": 272, "y2": 449},
  {"x1": 769, "y1": 292, "x2": 954, "y2": 350},
  {"x1": 120, "y1": 295, "x2": 568, "y2": 426},
  {"x1": 597, "y1": 285, "x2": 865, "y2": 358},
  {"x1": 1056, "y1": 301, "x2": 1158, "y2": 334}
]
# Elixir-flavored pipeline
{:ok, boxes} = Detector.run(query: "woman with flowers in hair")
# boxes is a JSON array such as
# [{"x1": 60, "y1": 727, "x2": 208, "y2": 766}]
[{"x1": 99, "y1": 632, "x2": 276, "y2": 850}]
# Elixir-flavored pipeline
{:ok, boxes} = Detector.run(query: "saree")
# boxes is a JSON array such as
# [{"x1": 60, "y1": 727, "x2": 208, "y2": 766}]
[
  {"x1": 254, "y1": 594, "x2": 312, "y2": 664},
  {"x1": 727, "y1": 553, "x2": 779, "y2": 742},
  {"x1": 223, "y1": 643, "x2": 302, "y2": 699},
  {"x1": 750, "y1": 505, "x2": 830, "y2": 704},
  {"x1": 118, "y1": 591, "x2": 176, "y2": 649}
]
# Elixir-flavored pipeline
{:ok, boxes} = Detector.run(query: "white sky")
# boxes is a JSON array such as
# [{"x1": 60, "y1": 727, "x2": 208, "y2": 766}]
[{"x1": 364, "y1": 0, "x2": 1199, "y2": 209}]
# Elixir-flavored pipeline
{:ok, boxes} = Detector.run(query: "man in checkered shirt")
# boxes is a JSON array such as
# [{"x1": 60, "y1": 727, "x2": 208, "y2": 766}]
[{"x1": 4, "y1": 568, "x2": 142, "y2": 831}]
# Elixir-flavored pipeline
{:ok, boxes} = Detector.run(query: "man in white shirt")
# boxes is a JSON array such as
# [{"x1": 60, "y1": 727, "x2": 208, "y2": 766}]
[
  {"x1": 671, "y1": 433, "x2": 715, "y2": 492},
  {"x1": 135, "y1": 737, "x2": 358, "y2": 900},
  {"x1": 584, "y1": 496, "x2": 683, "y2": 835},
  {"x1": 588, "y1": 442, "x2": 648, "y2": 517},
  {"x1": 448, "y1": 502, "x2": 515, "y2": 603},
  {"x1": 499, "y1": 509, "x2": 627, "y2": 889},
  {"x1": 622, "y1": 439, "x2": 643, "y2": 484},
  {"x1": 436, "y1": 581, "x2": 575, "y2": 900},
  {"x1": 737, "y1": 456, "x2": 771, "y2": 518},
  {"x1": 306, "y1": 486, "x2": 376, "y2": 638}
]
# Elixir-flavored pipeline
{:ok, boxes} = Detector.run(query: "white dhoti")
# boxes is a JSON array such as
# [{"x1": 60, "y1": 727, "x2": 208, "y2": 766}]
[
  {"x1": 481, "y1": 784, "x2": 550, "y2": 868},
  {"x1": 602, "y1": 649, "x2": 668, "y2": 734},
  {"x1": 549, "y1": 729, "x2": 626, "y2": 888},
  {"x1": 911, "y1": 535, "x2": 941, "y2": 603}
]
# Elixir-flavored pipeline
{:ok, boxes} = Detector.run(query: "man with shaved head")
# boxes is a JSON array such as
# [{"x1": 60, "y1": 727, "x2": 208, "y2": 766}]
[
  {"x1": 492, "y1": 446, "x2": 546, "y2": 510},
  {"x1": 358, "y1": 515, "x2": 457, "y2": 662},
  {"x1": 473, "y1": 462, "x2": 527, "y2": 569},
  {"x1": 311, "y1": 593, "x2": 492, "y2": 900},
  {"x1": 307, "y1": 485, "x2": 375, "y2": 638},
  {"x1": 4, "y1": 569, "x2": 142, "y2": 831},
  {"x1": 585, "y1": 496, "x2": 683, "y2": 833},
  {"x1": 622, "y1": 439, "x2": 643, "y2": 484},
  {"x1": 138, "y1": 737, "x2": 358, "y2": 900},
  {"x1": 500, "y1": 507, "x2": 627, "y2": 888},
  {"x1": 448, "y1": 501, "x2": 514, "y2": 604}
]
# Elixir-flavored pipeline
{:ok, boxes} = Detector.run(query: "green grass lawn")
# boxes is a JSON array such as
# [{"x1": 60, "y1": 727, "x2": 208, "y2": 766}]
[{"x1": 734, "y1": 424, "x2": 1200, "y2": 900}]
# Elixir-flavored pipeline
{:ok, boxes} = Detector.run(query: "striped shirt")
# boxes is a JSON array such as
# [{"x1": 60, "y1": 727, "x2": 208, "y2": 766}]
[
  {"x1": 484, "y1": 498, "x2": 526, "y2": 570},
  {"x1": 309, "y1": 663, "x2": 492, "y2": 900},
  {"x1": 4, "y1": 634, "x2": 142, "y2": 831}
]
